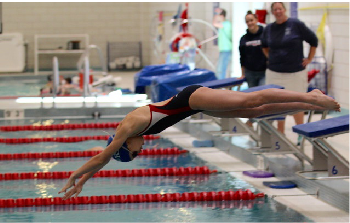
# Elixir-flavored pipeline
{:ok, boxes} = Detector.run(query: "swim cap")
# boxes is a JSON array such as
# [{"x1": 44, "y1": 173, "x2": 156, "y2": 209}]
[{"x1": 106, "y1": 135, "x2": 132, "y2": 162}]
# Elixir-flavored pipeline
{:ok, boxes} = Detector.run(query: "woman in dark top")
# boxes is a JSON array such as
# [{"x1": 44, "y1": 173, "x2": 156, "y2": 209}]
[
  {"x1": 261, "y1": 2, "x2": 318, "y2": 135},
  {"x1": 239, "y1": 11, "x2": 266, "y2": 88}
]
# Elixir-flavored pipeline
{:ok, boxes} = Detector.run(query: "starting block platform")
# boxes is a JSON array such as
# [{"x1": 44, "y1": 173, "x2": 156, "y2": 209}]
[{"x1": 293, "y1": 115, "x2": 349, "y2": 179}]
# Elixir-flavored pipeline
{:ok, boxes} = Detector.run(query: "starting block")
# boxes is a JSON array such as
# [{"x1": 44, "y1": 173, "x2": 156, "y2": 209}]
[
  {"x1": 247, "y1": 111, "x2": 313, "y2": 166},
  {"x1": 293, "y1": 115, "x2": 349, "y2": 179}
]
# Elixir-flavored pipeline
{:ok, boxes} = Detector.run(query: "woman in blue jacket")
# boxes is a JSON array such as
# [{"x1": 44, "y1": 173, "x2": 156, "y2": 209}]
[
  {"x1": 261, "y1": 2, "x2": 318, "y2": 136},
  {"x1": 239, "y1": 11, "x2": 266, "y2": 88}
]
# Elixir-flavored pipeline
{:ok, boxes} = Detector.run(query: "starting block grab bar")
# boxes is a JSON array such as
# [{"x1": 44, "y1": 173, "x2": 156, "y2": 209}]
[{"x1": 293, "y1": 115, "x2": 349, "y2": 180}]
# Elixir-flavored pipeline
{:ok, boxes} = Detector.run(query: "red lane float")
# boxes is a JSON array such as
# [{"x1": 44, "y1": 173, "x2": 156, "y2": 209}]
[
  {"x1": 0, "y1": 122, "x2": 121, "y2": 132},
  {"x1": 0, "y1": 135, "x2": 160, "y2": 144},
  {"x1": 0, "y1": 147, "x2": 187, "y2": 160},
  {"x1": 0, "y1": 198, "x2": 262, "y2": 211},
  {"x1": 0, "y1": 190, "x2": 265, "y2": 208},
  {"x1": 0, "y1": 166, "x2": 218, "y2": 181}
]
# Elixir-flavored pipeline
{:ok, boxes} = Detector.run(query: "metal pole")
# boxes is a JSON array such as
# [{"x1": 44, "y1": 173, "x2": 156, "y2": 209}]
[
  {"x1": 89, "y1": 45, "x2": 107, "y2": 73},
  {"x1": 77, "y1": 45, "x2": 107, "y2": 75},
  {"x1": 196, "y1": 48, "x2": 216, "y2": 71},
  {"x1": 83, "y1": 56, "x2": 89, "y2": 97},
  {"x1": 52, "y1": 56, "x2": 59, "y2": 108}
]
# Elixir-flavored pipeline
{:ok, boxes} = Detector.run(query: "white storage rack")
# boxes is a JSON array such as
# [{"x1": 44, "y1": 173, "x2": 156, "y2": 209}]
[{"x1": 34, "y1": 34, "x2": 89, "y2": 75}]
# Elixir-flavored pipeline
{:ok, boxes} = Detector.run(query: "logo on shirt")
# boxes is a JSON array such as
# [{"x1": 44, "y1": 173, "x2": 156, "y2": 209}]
[
  {"x1": 285, "y1": 27, "x2": 291, "y2": 35},
  {"x1": 246, "y1": 40, "x2": 261, "y2": 46}
]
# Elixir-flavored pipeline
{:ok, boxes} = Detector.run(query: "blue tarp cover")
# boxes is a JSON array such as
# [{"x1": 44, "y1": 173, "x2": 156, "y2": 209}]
[
  {"x1": 151, "y1": 69, "x2": 216, "y2": 102},
  {"x1": 292, "y1": 115, "x2": 349, "y2": 138},
  {"x1": 134, "y1": 64, "x2": 189, "y2": 93}
]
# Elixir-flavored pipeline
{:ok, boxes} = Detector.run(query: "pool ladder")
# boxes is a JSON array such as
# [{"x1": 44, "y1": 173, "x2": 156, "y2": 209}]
[{"x1": 49, "y1": 55, "x2": 99, "y2": 108}]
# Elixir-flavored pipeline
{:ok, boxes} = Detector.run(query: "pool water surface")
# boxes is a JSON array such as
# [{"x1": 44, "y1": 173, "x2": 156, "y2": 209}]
[{"x1": 0, "y1": 122, "x2": 313, "y2": 222}]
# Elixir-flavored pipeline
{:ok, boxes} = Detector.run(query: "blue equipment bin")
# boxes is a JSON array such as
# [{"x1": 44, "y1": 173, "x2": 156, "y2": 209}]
[{"x1": 134, "y1": 64, "x2": 189, "y2": 94}]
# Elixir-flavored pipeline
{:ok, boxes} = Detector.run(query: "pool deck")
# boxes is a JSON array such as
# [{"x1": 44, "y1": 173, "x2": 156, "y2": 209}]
[{"x1": 160, "y1": 125, "x2": 349, "y2": 222}]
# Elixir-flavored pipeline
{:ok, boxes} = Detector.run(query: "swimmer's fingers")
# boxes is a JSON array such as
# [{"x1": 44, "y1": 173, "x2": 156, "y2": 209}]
[
  {"x1": 58, "y1": 184, "x2": 71, "y2": 194},
  {"x1": 62, "y1": 185, "x2": 83, "y2": 200},
  {"x1": 62, "y1": 188, "x2": 75, "y2": 200},
  {"x1": 58, "y1": 178, "x2": 76, "y2": 194},
  {"x1": 73, "y1": 186, "x2": 83, "y2": 198}
]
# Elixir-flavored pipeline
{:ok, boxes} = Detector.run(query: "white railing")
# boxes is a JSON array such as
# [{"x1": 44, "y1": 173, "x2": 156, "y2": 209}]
[
  {"x1": 52, "y1": 57, "x2": 60, "y2": 98},
  {"x1": 82, "y1": 56, "x2": 90, "y2": 97},
  {"x1": 77, "y1": 45, "x2": 107, "y2": 75}
]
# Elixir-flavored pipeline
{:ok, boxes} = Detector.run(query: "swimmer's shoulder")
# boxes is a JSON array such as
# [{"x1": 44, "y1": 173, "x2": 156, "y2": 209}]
[{"x1": 121, "y1": 106, "x2": 151, "y2": 135}]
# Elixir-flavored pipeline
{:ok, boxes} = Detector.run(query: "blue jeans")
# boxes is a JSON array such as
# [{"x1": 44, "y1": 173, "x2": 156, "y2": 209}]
[
  {"x1": 245, "y1": 69, "x2": 266, "y2": 88},
  {"x1": 216, "y1": 51, "x2": 231, "y2": 80}
]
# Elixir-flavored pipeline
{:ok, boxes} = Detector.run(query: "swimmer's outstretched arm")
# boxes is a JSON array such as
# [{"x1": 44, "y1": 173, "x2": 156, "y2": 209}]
[
  {"x1": 58, "y1": 122, "x2": 133, "y2": 199},
  {"x1": 59, "y1": 160, "x2": 109, "y2": 200},
  {"x1": 59, "y1": 115, "x2": 148, "y2": 199}
]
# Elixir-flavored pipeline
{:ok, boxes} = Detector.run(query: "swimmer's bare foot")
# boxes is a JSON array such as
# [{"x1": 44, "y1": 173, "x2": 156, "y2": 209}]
[{"x1": 308, "y1": 89, "x2": 341, "y2": 111}]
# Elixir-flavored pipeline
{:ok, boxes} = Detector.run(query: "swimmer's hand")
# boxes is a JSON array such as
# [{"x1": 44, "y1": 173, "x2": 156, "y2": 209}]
[
  {"x1": 61, "y1": 184, "x2": 83, "y2": 200},
  {"x1": 58, "y1": 176, "x2": 77, "y2": 199}
]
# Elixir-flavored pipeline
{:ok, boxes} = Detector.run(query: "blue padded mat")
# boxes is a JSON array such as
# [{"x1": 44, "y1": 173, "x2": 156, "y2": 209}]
[
  {"x1": 176, "y1": 77, "x2": 246, "y2": 92},
  {"x1": 243, "y1": 170, "x2": 274, "y2": 178},
  {"x1": 134, "y1": 64, "x2": 189, "y2": 93},
  {"x1": 192, "y1": 140, "x2": 214, "y2": 147},
  {"x1": 292, "y1": 115, "x2": 349, "y2": 138},
  {"x1": 151, "y1": 69, "x2": 216, "y2": 102},
  {"x1": 263, "y1": 181, "x2": 297, "y2": 189}
]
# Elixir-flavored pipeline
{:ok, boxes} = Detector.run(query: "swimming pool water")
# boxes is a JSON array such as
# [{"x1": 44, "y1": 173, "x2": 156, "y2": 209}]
[
  {"x1": 0, "y1": 199, "x2": 308, "y2": 222},
  {"x1": 0, "y1": 78, "x2": 45, "y2": 96},
  {"x1": 0, "y1": 123, "x2": 313, "y2": 222},
  {"x1": 0, "y1": 75, "x2": 77, "y2": 97}
]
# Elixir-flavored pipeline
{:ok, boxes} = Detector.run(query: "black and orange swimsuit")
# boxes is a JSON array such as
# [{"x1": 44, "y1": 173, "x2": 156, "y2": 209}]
[{"x1": 137, "y1": 85, "x2": 203, "y2": 135}]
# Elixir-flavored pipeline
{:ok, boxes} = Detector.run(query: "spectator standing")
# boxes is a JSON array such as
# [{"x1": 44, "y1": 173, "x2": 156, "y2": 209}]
[
  {"x1": 239, "y1": 10, "x2": 266, "y2": 87},
  {"x1": 261, "y1": 2, "x2": 318, "y2": 139},
  {"x1": 213, "y1": 8, "x2": 232, "y2": 79}
]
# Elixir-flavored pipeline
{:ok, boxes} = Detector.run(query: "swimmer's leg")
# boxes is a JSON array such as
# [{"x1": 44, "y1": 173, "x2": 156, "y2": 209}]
[
  {"x1": 203, "y1": 102, "x2": 327, "y2": 119},
  {"x1": 189, "y1": 87, "x2": 340, "y2": 111}
]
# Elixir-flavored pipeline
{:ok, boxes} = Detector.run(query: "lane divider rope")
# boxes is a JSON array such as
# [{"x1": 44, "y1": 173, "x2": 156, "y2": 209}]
[
  {"x1": 0, "y1": 166, "x2": 217, "y2": 181},
  {"x1": 0, "y1": 190, "x2": 265, "y2": 208},
  {"x1": 0, "y1": 147, "x2": 187, "y2": 160},
  {"x1": 0, "y1": 198, "x2": 261, "y2": 211},
  {"x1": 0, "y1": 135, "x2": 160, "y2": 144},
  {"x1": 0, "y1": 122, "x2": 120, "y2": 132}
]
